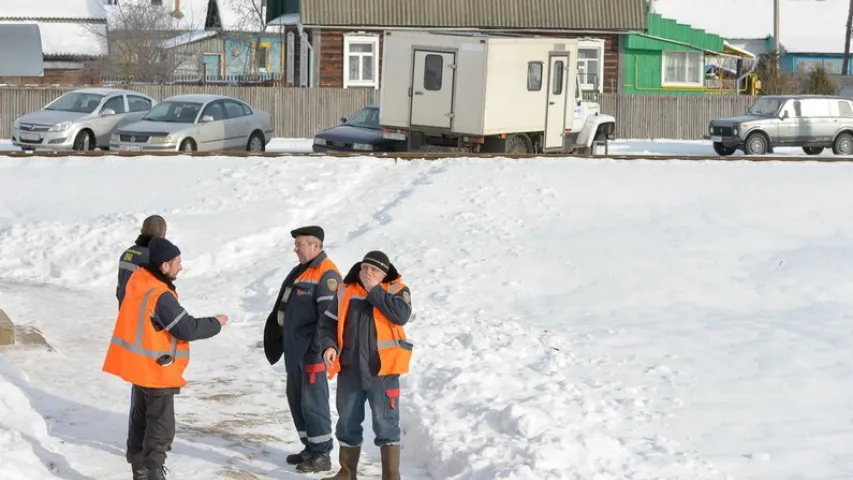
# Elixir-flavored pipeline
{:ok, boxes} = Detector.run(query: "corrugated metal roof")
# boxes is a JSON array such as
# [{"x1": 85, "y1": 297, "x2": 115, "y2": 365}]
[{"x1": 301, "y1": 0, "x2": 647, "y2": 31}]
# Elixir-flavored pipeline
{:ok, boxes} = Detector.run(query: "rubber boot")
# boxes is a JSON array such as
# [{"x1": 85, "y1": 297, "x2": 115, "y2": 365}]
[
  {"x1": 380, "y1": 445, "x2": 400, "y2": 480},
  {"x1": 321, "y1": 445, "x2": 361, "y2": 480},
  {"x1": 145, "y1": 466, "x2": 168, "y2": 480},
  {"x1": 131, "y1": 463, "x2": 148, "y2": 480}
]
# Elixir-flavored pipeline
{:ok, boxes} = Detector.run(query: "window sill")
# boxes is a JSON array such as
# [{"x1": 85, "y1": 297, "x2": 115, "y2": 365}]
[{"x1": 661, "y1": 83, "x2": 704, "y2": 89}]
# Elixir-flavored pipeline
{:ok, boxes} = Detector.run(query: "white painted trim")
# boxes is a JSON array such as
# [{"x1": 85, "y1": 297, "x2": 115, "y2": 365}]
[
  {"x1": 343, "y1": 33, "x2": 380, "y2": 89},
  {"x1": 577, "y1": 39, "x2": 604, "y2": 93},
  {"x1": 661, "y1": 50, "x2": 704, "y2": 87}
]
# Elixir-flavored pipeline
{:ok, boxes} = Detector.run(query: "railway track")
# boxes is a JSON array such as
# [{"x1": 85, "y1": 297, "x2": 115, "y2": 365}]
[{"x1": 3, "y1": 150, "x2": 853, "y2": 162}]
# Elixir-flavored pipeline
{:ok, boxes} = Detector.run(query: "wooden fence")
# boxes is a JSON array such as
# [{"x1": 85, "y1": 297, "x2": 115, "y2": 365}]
[
  {"x1": 0, "y1": 85, "x2": 759, "y2": 140},
  {"x1": 0, "y1": 86, "x2": 380, "y2": 140}
]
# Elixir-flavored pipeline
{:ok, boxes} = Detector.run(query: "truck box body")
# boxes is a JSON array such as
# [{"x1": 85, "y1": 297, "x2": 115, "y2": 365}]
[{"x1": 379, "y1": 30, "x2": 580, "y2": 145}]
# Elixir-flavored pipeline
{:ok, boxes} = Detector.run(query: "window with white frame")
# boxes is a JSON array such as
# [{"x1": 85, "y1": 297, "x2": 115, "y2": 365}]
[
  {"x1": 343, "y1": 34, "x2": 380, "y2": 88},
  {"x1": 577, "y1": 40, "x2": 604, "y2": 92},
  {"x1": 662, "y1": 51, "x2": 704, "y2": 86}
]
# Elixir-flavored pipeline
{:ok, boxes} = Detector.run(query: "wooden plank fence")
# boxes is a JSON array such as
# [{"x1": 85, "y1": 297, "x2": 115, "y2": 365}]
[{"x1": 0, "y1": 85, "x2": 758, "y2": 140}]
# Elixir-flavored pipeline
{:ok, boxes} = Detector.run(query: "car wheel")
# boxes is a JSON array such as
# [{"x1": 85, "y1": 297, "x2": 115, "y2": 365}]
[
  {"x1": 832, "y1": 133, "x2": 853, "y2": 155},
  {"x1": 743, "y1": 133, "x2": 768, "y2": 155},
  {"x1": 73, "y1": 130, "x2": 94, "y2": 151},
  {"x1": 247, "y1": 132, "x2": 265, "y2": 152},
  {"x1": 179, "y1": 138, "x2": 196, "y2": 152},
  {"x1": 802, "y1": 146, "x2": 824, "y2": 155},
  {"x1": 713, "y1": 142, "x2": 736, "y2": 156}
]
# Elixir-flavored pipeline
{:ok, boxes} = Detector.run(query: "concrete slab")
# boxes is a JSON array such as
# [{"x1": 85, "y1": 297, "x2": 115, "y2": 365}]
[{"x1": 0, "y1": 308, "x2": 53, "y2": 350}]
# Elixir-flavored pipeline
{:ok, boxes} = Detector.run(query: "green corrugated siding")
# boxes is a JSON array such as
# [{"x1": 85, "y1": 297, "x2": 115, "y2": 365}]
[
  {"x1": 646, "y1": 13, "x2": 723, "y2": 51},
  {"x1": 621, "y1": 13, "x2": 728, "y2": 95}
]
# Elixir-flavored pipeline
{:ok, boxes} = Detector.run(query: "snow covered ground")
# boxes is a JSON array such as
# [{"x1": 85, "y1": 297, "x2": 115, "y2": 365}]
[
  {"x1": 3, "y1": 136, "x2": 852, "y2": 157},
  {"x1": 2, "y1": 153, "x2": 853, "y2": 479}
]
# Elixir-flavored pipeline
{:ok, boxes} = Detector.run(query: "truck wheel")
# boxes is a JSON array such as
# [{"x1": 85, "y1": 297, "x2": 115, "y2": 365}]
[
  {"x1": 505, "y1": 134, "x2": 532, "y2": 154},
  {"x1": 713, "y1": 142, "x2": 736, "y2": 156},
  {"x1": 832, "y1": 133, "x2": 853, "y2": 155},
  {"x1": 802, "y1": 146, "x2": 824, "y2": 155},
  {"x1": 743, "y1": 133, "x2": 768, "y2": 155}
]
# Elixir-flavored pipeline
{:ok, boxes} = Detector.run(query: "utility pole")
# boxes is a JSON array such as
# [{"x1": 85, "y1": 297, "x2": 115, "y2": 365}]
[
  {"x1": 844, "y1": 0, "x2": 853, "y2": 75},
  {"x1": 648, "y1": 0, "x2": 655, "y2": 13},
  {"x1": 774, "y1": 0, "x2": 781, "y2": 69}
]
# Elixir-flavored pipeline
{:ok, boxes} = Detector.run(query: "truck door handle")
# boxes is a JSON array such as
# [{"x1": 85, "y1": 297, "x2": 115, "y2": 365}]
[
  {"x1": 414, "y1": 91, "x2": 423, "y2": 95},
  {"x1": 549, "y1": 101, "x2": 555, "y2": 105}
]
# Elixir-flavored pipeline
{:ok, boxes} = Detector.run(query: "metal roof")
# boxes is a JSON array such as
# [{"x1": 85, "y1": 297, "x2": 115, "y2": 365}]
[{"x1": 300, "y1": 0, "x2": 647, "y2": 31}]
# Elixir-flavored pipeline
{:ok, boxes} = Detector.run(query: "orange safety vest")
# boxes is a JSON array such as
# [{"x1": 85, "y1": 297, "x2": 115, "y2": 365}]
[
  {"x1": 102, "y1": 268, "x2": 191, "y2": 389},
  {"x1": 295, "y1": 256, "x2": 341, "y2": 297},
  {"x1": 327, "y1": 279, "x2": 412, "y2": 380}
]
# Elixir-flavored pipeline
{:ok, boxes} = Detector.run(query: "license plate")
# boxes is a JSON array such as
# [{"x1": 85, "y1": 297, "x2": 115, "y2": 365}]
[
  {"x1": 710, "y1": 135, "x2": 722, "y2": 142},
  {"x1": 382, "y1": 131, "x2": 407, "y2": 141},
  {"x1": 120, "y1": 145, "x2": 142, "y2": 152},
  {"x1": 20, "y1": 133, "x2": 41, "y2": 141}
]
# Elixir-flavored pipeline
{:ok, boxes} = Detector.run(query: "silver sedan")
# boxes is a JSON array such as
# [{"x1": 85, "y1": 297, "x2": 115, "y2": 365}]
[
  {"x1": 109, "y1": 94, "x2": 274, "y2": 152},
  {"x1": 11, "y1": 88, "x2": 156, "y2": 151}
]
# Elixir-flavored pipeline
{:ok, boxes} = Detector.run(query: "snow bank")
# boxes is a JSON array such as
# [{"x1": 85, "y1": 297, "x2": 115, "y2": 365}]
[
  {"x1": 1, "y1": 154, "x2": 853, "y2": 479},
  {"x1": 0, "y1": 355, "x2": 61, "y2": 479}
]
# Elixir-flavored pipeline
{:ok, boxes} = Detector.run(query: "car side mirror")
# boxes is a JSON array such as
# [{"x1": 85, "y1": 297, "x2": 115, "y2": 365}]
[
  {"x1": 340, "y1": 116, "x2": 347, "y2": 124},
  {"x1": 781, "y1": 111, "x2": 789, "y2": 120},
  {"x1": 100, "y1": 108, "x2": 115, "y2": 116},
  {"x1": 201, "y1": 115, "x2": 214, "y2": 123}
]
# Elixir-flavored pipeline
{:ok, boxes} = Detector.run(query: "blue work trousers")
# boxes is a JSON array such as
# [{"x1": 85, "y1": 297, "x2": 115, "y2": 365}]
[
  {"x1": 286, "y1": 352, "x2": 333, "y2": 454},
  {"x1": 334, "y1": 371, "x2": 401, "y2": 448}
]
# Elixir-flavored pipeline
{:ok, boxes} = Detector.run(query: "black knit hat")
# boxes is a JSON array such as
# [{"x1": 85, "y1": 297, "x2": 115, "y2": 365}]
[
  {"x1": 149, "y1": 237, "x2": 181, "y2": 267},
  {"x1": 362, "y1": 250, "x2": 390, "y2": 274}
]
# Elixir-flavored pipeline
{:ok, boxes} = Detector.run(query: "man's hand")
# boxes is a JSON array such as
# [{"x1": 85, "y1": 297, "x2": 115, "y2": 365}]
[
  {"x1": 323, "y1": 347, "x2": 337, "y2": 369},
  {"x1": 215, "y1": 314, "x2": 229, "y2": 326},
  {"x1": 360, "y1": 269, "x2": 382, "y2": 291}
]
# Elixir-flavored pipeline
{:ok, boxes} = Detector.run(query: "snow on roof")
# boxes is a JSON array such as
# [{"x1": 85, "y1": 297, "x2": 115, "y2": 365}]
[
  {"x1": 160, "y1": 29, "x2": 219, "y2": 49},
  {"x1": 0, "y1": 20, "x2": 106, "y2": 57},
  {"x1": 653, "y1": 0, "x2": 849, "y2": 54},
  {"x1": 0, "y1": 0, "x2": 106, "y2": 20}
]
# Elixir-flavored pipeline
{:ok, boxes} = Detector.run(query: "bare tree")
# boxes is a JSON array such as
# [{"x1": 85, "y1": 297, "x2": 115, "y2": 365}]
[
  {"x1": 218, "y1": 0, "x2": 281, "y2": 77},
  {"x1": 88, "y1": 0, "x2": 202, "y2": 83}
]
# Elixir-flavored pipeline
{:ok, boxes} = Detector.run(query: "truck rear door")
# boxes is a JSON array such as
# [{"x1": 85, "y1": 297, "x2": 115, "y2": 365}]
[{"x1": 409, "y1": 50, "x2": 455, "y2": 129}]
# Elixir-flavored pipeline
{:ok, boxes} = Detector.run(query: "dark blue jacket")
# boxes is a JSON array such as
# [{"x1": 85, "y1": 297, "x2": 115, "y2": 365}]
[
  {"x1": 116, "y1": 234, "x2": 153, "y2": 307},
  {"x1": 263, "y1": 251, "x2": 341, "y2": 372}
]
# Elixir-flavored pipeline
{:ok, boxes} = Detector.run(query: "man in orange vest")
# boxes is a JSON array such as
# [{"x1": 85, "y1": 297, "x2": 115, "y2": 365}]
[
  {"x1": 318, "y1": 250, "x2": 413, "y2": 480},
  {"x1": 103, "y1": 237, "x2": 228, "y2": 480},
  {"x1": 263, "y1": 225, "x2": 341, "y2": 473}
]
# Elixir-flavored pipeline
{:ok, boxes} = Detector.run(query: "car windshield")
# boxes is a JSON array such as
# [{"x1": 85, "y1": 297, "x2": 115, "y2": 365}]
[
  {"x1": 44, "y1": 92, "x2": 105, "y2": 113},
  {"x1": 747, "y1": 97, "x2": 783, "y2": 115},
  {"x1": 344, "y1": 107, "x2": 380, "y2": 129},
  {"x1": 142, "y1": 101, "x2": 202, "y2": 123}
]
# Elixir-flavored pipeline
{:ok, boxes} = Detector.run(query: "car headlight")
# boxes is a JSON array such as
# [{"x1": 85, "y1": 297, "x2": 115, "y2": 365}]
[
  {"x1": 352, "y1": 143, "x2": 373, "y2": 151},
  {"x1": 709, "y1": 125, "x2": 713, "y2": 134},
  {"x1": 49, "y1": 121, "x2": 72, "y2": 132},
  {"x1": 12, "y1": 119, "x2": 20, "y2": 128},
  {"x1": 313, "y1": 137, "x2": 327, "y2": 145},
  {"x1": 733, "y1": 128, "x2": 738, "y2": 136}
]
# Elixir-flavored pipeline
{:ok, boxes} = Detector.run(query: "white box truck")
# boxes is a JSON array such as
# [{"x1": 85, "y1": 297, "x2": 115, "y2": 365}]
[{"x1": 378, "y1": 30, "x2": 616, "y2": 154}]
